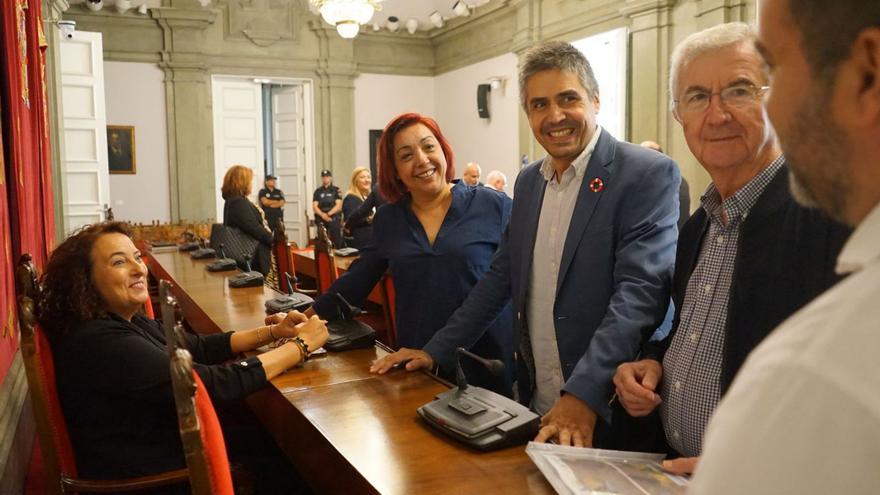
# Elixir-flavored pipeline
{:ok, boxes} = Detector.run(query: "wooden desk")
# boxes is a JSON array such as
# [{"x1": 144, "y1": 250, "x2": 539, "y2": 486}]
[
  {"x1": 290, "y1": 247, "x2": 355, "y2": 279},
  {"x1": 145, "y1": 250, "x2": 553, "y2": 495}
]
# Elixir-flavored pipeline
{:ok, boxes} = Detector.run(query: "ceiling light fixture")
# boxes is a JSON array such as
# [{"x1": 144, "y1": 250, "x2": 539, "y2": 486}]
[
  {"x1": 115, "y1": 0, "x2": 131, "y2": 14},
  {"x1": 405, "y1": 18, "x2": 418, "y2": 34},
  {"x1": 429, "y1": 11, "x2": 444, "y2": 28},
  {"x1": 310, "y1": 0, "x2": 383, "y2": 39},
  {"x1": 386, "y1": 15, "x2": 399, "y2": 32},
  {"x1": 452, "y1": 1, "x2": 470, "y2": 17}
]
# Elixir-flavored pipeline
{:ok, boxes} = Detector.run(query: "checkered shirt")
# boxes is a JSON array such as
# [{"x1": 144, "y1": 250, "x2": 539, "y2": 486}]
[{"x1": 660, "y1": 156, "x2": 784, "y2": 457}]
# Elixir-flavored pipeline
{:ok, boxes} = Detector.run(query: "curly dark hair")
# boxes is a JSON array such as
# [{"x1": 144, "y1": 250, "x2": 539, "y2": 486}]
[{"x1": 38, "y1": 221, "x2": 135, "y2": 336}]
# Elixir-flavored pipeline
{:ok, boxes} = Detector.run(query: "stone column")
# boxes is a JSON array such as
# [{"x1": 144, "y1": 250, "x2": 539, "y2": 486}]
[
  {"x1": 510, "y1": 0, "x2": 542, "y2": 164},
  {"x1": 695, "y1": 0, "x2": 748, "y2": 29},
  {"x1": 152, "y1": 3, "x2": 216, "y2": 222},
  {"x1": 620, "y1": 0, "x2": 676, "y2": 148},
  {"x1": 312, "y1": 22, "x2": 357, "y2": 181},
  {"x1": 42, "y1": 0, "x2": 69, "y2": 240}
]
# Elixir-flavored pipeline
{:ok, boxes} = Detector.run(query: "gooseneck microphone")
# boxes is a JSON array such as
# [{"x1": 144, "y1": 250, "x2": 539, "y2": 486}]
[
  {"x1": 244, "y1": 254, "x2": 253, "y2": 273},
  {"x1": 455, "y1": 347, "x2": 506, "y2": 392},
  {"x1": 285, "y1": 272, "x2": 297, "y2": 296}
]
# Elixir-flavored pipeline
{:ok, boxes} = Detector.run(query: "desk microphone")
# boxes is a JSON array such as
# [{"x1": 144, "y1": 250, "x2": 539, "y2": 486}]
[
  {"x1": 206, "y1": 243, "x2": 237, "y2": 272},
  {"x1": 265, "y1": 272, "x2": 313, "y2": 314},
  {"x1": 418, "y1": 349, "x2": 539, "y2": 451},
  {"x1": 455, "y1": 347, "x2": 505, "y2": 392},
  {"x1": 323, "y1": 292, "x2": 375, "y2": 352},
  {"x1": 228, "y1": 254, "x2": 265, "y2": 288}
]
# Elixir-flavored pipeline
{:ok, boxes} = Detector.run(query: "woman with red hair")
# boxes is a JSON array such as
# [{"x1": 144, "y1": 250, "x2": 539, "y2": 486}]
[{"x1": 309, "y1": 113, "x2": 515, "y2": 394}]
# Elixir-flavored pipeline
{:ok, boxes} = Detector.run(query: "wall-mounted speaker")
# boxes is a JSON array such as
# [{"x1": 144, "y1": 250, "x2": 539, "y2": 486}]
[{"x1": 477, "y1": 83, "x2": 491, "y2": 119}]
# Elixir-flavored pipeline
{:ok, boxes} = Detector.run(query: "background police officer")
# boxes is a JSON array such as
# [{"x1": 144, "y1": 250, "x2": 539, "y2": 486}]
[
  {"x1": 258, "y1": 174, "x2": 285, "y2": 232},
  {"x1": 312, "y1": 169, "x2": 343, "y2": 246}
]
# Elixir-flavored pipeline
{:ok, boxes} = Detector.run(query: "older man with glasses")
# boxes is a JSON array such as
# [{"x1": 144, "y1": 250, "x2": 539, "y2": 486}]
[{"x1": 611, "y1": 22, "x2": 849, "y2": 474}]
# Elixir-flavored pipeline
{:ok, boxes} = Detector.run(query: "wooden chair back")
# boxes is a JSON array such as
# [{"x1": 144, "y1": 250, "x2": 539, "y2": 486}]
[
  {"x1": 378, "y1": 274, "x2": 398, "y2": 348},
  {"x1": 15, "y1": 254, "x2": 188, "y2": 494},
  {"x1": 158, "y1": 281, "x2": 234, "y2": 495},
  {"x1": 313, "y1": 222, "x2": 339, "y2": 294}
]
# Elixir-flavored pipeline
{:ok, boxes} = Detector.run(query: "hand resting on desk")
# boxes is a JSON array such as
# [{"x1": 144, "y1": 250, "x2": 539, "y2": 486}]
[{"x1": 370, "y1": 348, "x2": 434, "y2": 374}]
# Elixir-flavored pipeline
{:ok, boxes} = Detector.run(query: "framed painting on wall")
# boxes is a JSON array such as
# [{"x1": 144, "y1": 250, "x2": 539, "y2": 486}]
[{"x1": 107, "y1": 125, "x2": 136, "y2": 174}]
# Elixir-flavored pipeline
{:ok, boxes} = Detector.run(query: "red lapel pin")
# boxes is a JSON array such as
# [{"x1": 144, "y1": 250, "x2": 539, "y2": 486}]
[{"x1": 589, "y1": 177, "x2": 604, "y2": 193}]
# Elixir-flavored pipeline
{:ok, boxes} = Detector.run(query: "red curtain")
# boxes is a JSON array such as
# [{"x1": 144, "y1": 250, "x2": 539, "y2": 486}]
[{"x1": 0, "y1": 0, "x2": 56, "y2": 384}]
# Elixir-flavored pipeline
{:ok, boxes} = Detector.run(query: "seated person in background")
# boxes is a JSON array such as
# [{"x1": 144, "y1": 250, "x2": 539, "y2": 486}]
[
  {"x1": 344, "y1": 183, "x2": 387, "y2": 234},
  {"x1": 312, "y1": 170, "x2": 344, "y2": 247},
  {"x1": 222, "y1": 165, "x2": 273, "y2": 275},
  {"x1": 342, "y1": 167, "x2": 374, "y2": 250},
  {"x1": 39, "y1": 221, "x2": 328, "y2": 491},
  {"x1": 485, "y1": 170, "x2": 508, "y2": 194},
  {"x1": 613, "y1": 23, "x2": 849, "y2": 475},
  {"x1": 309, "y1": 113, "x2": 515, "y2": 394}
]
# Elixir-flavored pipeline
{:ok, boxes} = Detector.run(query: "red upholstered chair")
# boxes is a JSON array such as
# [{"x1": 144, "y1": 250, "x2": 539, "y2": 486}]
[
  {"x1": 159, "y1": 280, "x2": 234, "y2": 495},
  {"x1": 313, "y1": 223, "x2": 339, "y2": 294},
  {"x1": 272, "y1": 221, "x2": 316, "y2": 297},
  {"x1": 15, "y1": 254, "x2": 188, "y2": 494},
  {"x1": 378, "y1": 274, "x2": 398, "y2": 348},
  {"x1": 143, "y1": 297, "x2": 156, "y2": 319}
]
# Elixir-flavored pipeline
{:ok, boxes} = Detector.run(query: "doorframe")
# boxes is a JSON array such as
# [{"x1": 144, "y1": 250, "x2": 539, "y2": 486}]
[{"x1": 210, "y1": 75, "x2": 316, "y2": 239}]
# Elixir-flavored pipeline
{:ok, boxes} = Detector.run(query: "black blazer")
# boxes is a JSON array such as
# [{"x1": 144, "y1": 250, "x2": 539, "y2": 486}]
[
  {"x1": 644, "y1": 164, "x2": 851, "y2": 394},
  {"x1": 223, "y1": 195, "x2": 273, "y2": 274},
  {"x1": 51, "y1": 314, "x2": 267, "y2": 479}
]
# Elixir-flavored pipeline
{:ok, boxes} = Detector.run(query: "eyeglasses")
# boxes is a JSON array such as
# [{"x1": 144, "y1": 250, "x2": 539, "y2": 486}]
[{"x1": 674, "y1": 84, "x2": 770, "y2": 115}]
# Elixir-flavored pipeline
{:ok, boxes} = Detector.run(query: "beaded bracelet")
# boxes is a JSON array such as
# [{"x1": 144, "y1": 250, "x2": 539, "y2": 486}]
[{"x1": 291, "y1": 336, "x2": 311, "y2": 362}]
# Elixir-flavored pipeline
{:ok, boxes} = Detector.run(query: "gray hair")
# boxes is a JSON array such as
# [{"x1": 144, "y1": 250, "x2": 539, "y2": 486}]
[
  {"x1": 669, "y1": 22, "x2": 764, "y2": 108},
  {"x1": 485, "y1": 170, "x2": 507, "y2": 184},
  {"x1": 519, "y1": 41, "x2": 599, "y2": 110}
]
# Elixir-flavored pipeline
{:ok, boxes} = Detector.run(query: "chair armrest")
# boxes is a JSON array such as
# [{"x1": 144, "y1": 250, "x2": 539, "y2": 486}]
[{"x1": 62, "y1": 468, "x2": 190, "y2": 493}]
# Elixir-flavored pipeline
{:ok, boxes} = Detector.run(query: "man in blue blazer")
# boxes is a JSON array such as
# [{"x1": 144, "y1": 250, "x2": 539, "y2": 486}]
[{"x1": 372, "y1": 41, "x2": 680, "y2": 447}]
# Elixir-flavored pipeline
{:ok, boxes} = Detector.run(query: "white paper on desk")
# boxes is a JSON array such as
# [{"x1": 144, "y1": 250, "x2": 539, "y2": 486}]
[{"x1": 525, "y1": 442, "x2": 688, "y2": 495}]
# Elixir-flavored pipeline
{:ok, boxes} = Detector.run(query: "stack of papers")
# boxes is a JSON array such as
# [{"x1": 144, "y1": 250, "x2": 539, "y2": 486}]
[{"x1": 526, "y1": 442, "x2": 688, "y2": 495}]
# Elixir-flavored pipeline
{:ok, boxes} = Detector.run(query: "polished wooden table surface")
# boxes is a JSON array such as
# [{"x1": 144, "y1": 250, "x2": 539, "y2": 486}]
[
  {"x1": 291, "y1": 247, "x2": 356, "y2": 279},
  {"x1": 146, "y1": 249, "x2": 553, "y2": 495}
]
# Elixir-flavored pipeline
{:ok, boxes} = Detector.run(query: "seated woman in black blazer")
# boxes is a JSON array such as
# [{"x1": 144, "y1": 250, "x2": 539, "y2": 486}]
[
  {"x1": 222, "y1": 165, "x2": 273, "y2": 274},
  {"x1": 342, "y1": 167, "x2": 374, "y2": 249},
  {"x1": 38, "y1": 221, "x2": 328, "y2": 489}
]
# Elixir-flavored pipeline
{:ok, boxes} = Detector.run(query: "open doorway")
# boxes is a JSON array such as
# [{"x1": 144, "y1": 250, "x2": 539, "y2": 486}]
[
  {"x1": 571, "y1": 27, "x2": 629, "y2": 141},
  {"x1": 211, "y1": 76, "x2": 316, "y2": 247}
]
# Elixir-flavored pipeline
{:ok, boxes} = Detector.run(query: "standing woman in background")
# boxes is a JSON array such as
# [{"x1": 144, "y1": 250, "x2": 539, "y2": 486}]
[
  {"x1": 342, "y1": 167, "x2": 374, "y2": 249},
  {"x1": 222, "y1": 165, "x2": 273, "y2": 275},
  {"x1": 306, "y1": 113, "x2": 515, "y2": 394}
]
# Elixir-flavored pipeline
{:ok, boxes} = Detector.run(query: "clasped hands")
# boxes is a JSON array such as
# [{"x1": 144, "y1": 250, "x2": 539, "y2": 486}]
[{"x1": 264, "y1": 311, "x2": 329, "y2": 352}]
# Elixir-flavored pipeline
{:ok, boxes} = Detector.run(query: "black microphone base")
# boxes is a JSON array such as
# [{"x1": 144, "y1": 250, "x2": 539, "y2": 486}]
[
  {"x1": 324, "y1": 319, "x2": 375, "y2": 351},
  {"x1": 418, "y1": 387, "x2": 539, "y2": 451},
  {"x1": 265, "y1": 293, "x2": 314, "y2": 314},
  {"x1": 206, "y1": 258, "x2": 237, "y2": 272},
  {"x1": 228, "y1": 271, "x2": 264, "y2": 288},
  {"x1": 190, "y1": 248, "x2": 216, "y2": 259}
]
